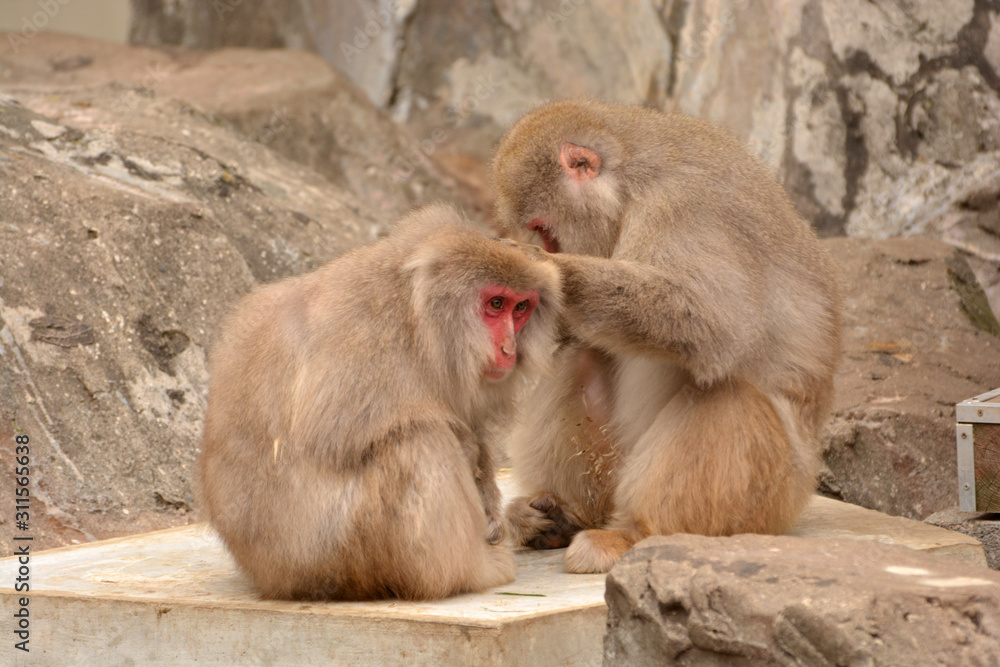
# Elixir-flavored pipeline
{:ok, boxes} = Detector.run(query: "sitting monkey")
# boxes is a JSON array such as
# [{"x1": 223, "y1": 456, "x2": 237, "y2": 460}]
[{"x1": 198, "y1": 204, "x2": 562, "y2": 599}]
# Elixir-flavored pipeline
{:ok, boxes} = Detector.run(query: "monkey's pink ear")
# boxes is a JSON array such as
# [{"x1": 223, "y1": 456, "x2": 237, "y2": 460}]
[{"x1": 560, "y1": 142, "x2": 602, "y2": 181}]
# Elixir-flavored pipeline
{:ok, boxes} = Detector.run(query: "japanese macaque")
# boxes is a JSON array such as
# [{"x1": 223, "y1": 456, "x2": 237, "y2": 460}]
[
  {"x1": 492, "y1": 100, "x2": 843, "y2": 574},
  {"x1": 198, "y1": 204, "x2": 562, "y2": 600}
]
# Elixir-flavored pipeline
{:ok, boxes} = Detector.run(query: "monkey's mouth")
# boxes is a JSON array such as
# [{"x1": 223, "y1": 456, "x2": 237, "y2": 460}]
[{"x1": 528, "y1": 219, "x2": 560, "y2": 253}]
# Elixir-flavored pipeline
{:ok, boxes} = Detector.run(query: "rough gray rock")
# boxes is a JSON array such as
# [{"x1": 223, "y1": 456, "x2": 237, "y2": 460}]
[
  {"x1": 604, "y1": 533, "x2": 1000, "y2": 666},
  {"x1": 127, "y1": 0, "x2": 1000, "y2": 316},
  {"x1": 665, "y1": 0, "x2": 1000, "y2": 321},
  {"x1": 666, "y1": 0, "x2": 1000, "y2": 238},
  {"x1": 925, "y1": 508, "x2": 1000, "y2": 570},
  {"x1": 823, "y1": 236, "x2": 1000, "y2": 520},
  {"x1": 0, "y1": 70, "x2": 384, "y2": 553},
  {"x1": 128, "y1": 0, "x2": 673, "y2": 204},
  {"x1": 1, "y1": 31, "x2": 473, "y2": 219},
  {"x1": 129, "y1": 0, "x2": 410, "y2": 108}
]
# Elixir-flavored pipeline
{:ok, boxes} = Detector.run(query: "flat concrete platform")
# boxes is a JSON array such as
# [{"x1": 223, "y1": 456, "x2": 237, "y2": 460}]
[{"x1": 0, "y1": 493, "x2": 986, "y2": 666}]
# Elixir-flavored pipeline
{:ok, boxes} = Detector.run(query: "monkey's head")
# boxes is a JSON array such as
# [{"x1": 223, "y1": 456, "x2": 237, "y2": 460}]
[
  {"x1": 397, "y1": 206, "x2": 563, "y2": 398},
  {"x1": 492, "y1": 100, "x2": 634, "y2": 258}
]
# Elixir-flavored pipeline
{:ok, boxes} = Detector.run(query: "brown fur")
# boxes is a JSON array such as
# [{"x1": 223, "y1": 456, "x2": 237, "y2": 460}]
[
  {"x1": 492, "y1": 100, "x2": 843, "y2": 573},
  {"x1": 197, "y1": 204, "x2": 562, "y2": 599}
]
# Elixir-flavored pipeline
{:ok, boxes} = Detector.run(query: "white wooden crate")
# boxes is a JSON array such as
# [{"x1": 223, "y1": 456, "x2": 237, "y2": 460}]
[{"x1": 957, "y1": 387, "x2": 1000, "y2": 512}]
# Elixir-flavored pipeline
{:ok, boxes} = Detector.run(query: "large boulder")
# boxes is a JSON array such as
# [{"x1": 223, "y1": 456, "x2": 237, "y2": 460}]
[
  {"x1": 1, "y1": 31, "x2": 474, "y2": 219},
  {"x1": 0, "y1": 43, "x2": 393, "y2": 553},
  {"x1": 605, "y1": 533, "x2": 1000, "y2": 665}
]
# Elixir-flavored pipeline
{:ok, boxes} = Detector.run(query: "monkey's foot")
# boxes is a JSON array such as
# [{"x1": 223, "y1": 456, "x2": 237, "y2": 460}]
[
  {"x1": 564, "y1": 529, "x2": 635, "y2": 573},
  {"x1": 504, "y1": 492, "x2": 582, "y2": 549}
]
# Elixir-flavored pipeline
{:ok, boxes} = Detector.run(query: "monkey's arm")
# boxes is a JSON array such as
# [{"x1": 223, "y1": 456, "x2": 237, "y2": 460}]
[{"x1": 550, "y1": 253, "x2": 764, "y2": 383}]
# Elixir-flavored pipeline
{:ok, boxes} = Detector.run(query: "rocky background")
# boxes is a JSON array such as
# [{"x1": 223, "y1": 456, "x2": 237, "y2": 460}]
[{"x1": 0, "y1": 0, "x2": 998, "y2": 558}]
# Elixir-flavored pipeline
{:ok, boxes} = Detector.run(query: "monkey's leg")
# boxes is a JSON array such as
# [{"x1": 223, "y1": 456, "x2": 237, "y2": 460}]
[
  {"x1": 566, "y1": 380, "x2": 815, "y2": 574},
  {"x1": 385, "y1": 425, "x2": 516, "y2": 599},
  {"x1": 505, "y1": 349, "x2": 616, "y2": 548}
]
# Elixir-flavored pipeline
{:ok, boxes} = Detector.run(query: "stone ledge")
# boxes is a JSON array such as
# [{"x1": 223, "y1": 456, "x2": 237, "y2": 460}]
[{"x1": 0, "y1": 494, "x2": 986, "y2": 666}]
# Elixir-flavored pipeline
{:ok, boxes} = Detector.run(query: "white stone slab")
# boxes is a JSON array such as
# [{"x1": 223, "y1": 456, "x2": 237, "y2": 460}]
[
  {"x1": 791, "y1": 495, "x2": 988, "y2": 567},
  {"x1": 0, "y1": 524, "x2": 607, "y2": 666}
]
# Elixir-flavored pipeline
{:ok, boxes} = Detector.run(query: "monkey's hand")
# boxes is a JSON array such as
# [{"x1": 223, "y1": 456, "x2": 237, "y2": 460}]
[
  {"x1": 486, "y1": 515, "x2": 506, "y2": 545},
  {"x1": 504, "y1": 493, "x2": 582, "y2": 550},
  {"x1": 492, "y1": 237, "x2": 550, "y2": 263}
]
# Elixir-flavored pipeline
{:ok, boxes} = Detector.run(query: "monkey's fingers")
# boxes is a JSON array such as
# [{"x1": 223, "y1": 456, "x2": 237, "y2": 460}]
[
  {"x1": 492, "y1": 237, "x2": 549, "y2": 262},
  {"x1": 505, "y1": 493, "x2": 583, "y2": 550},
  {"x1": 485, "y1": 516, "x2": 506, "y2": 545},
  {"x1": 527, "y1": 491, "x2": 562, "y2": 514}
]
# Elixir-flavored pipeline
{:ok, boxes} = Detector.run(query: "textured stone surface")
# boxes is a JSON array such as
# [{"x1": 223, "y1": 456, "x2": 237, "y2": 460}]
[
  {"x1": 0, "y1": 49, "x2": 391, "y2": 554},
  {"x1": 665, "y1": 0, "x2": 1000, "y2": 243},
  {"x1": 823, "y1": 236, "x2": 1000, "y2": 520},
  {"x1": 127, "y1": 1, "x2": 1000, "y2": 315},
  {"x1": 128, "y1": 0, "x2": 673, "y2": 205},
  {"x1": 926, "y1": 508, "x2": 1000, "y2": 570},
  {"x1": 0, "y1": 31, "x2": 471, "y2": 219},
  {"x1": 605, "y1": 534, "x2": 1000, "y2": 666}
]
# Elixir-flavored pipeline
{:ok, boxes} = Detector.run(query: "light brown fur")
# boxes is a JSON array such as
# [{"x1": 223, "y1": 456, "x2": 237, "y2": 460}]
[
  {"x1": 197, "y1": 204, "x2": 562, "y2": 599},
  {"x1": 492, "y1": 100, "x2": 843, "y2": 573}
]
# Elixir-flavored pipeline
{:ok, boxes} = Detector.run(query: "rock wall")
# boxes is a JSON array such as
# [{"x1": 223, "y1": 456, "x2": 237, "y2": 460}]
[
  {"x1": 129, "y1": 1, "x2": 1000, "y2": 241},
  {"x1": 826, "y1": 237, "x2": 1000, "y2": 519},
  {"x1": 128, "y1": 0, "x2": 1000, "y2": 314}
]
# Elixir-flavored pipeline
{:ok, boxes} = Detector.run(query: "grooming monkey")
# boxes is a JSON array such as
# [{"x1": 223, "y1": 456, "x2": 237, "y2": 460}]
[
  {"x1": 493, "y1": 100, "x2": 843, "y2": 573},
  {"x1": 198, "y1": 204, "x2": 562, "y2": 600}
]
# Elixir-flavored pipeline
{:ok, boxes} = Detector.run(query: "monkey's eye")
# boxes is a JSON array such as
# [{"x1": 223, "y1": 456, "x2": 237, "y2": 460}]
[
  {"x1": 489, "y1": 297, "x2": 504, "y2": 310},
  {"x1": 514, "y1": 300, "x2": 529, "y2": 313}
]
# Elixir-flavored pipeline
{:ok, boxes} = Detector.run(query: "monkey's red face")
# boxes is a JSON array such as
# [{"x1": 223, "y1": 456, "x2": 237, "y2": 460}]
[{"x1": 480, "y1": 285, "x2": 540, "y2": 380}]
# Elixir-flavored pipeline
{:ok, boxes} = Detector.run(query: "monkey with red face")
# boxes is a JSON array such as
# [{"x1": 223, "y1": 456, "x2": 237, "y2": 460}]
[
  {"x1": 493, "y1": 100, "x2": 843, "y2": 573},
  {"x1": 198, "y1": 204, "x2": 562, "y2": 600}
]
